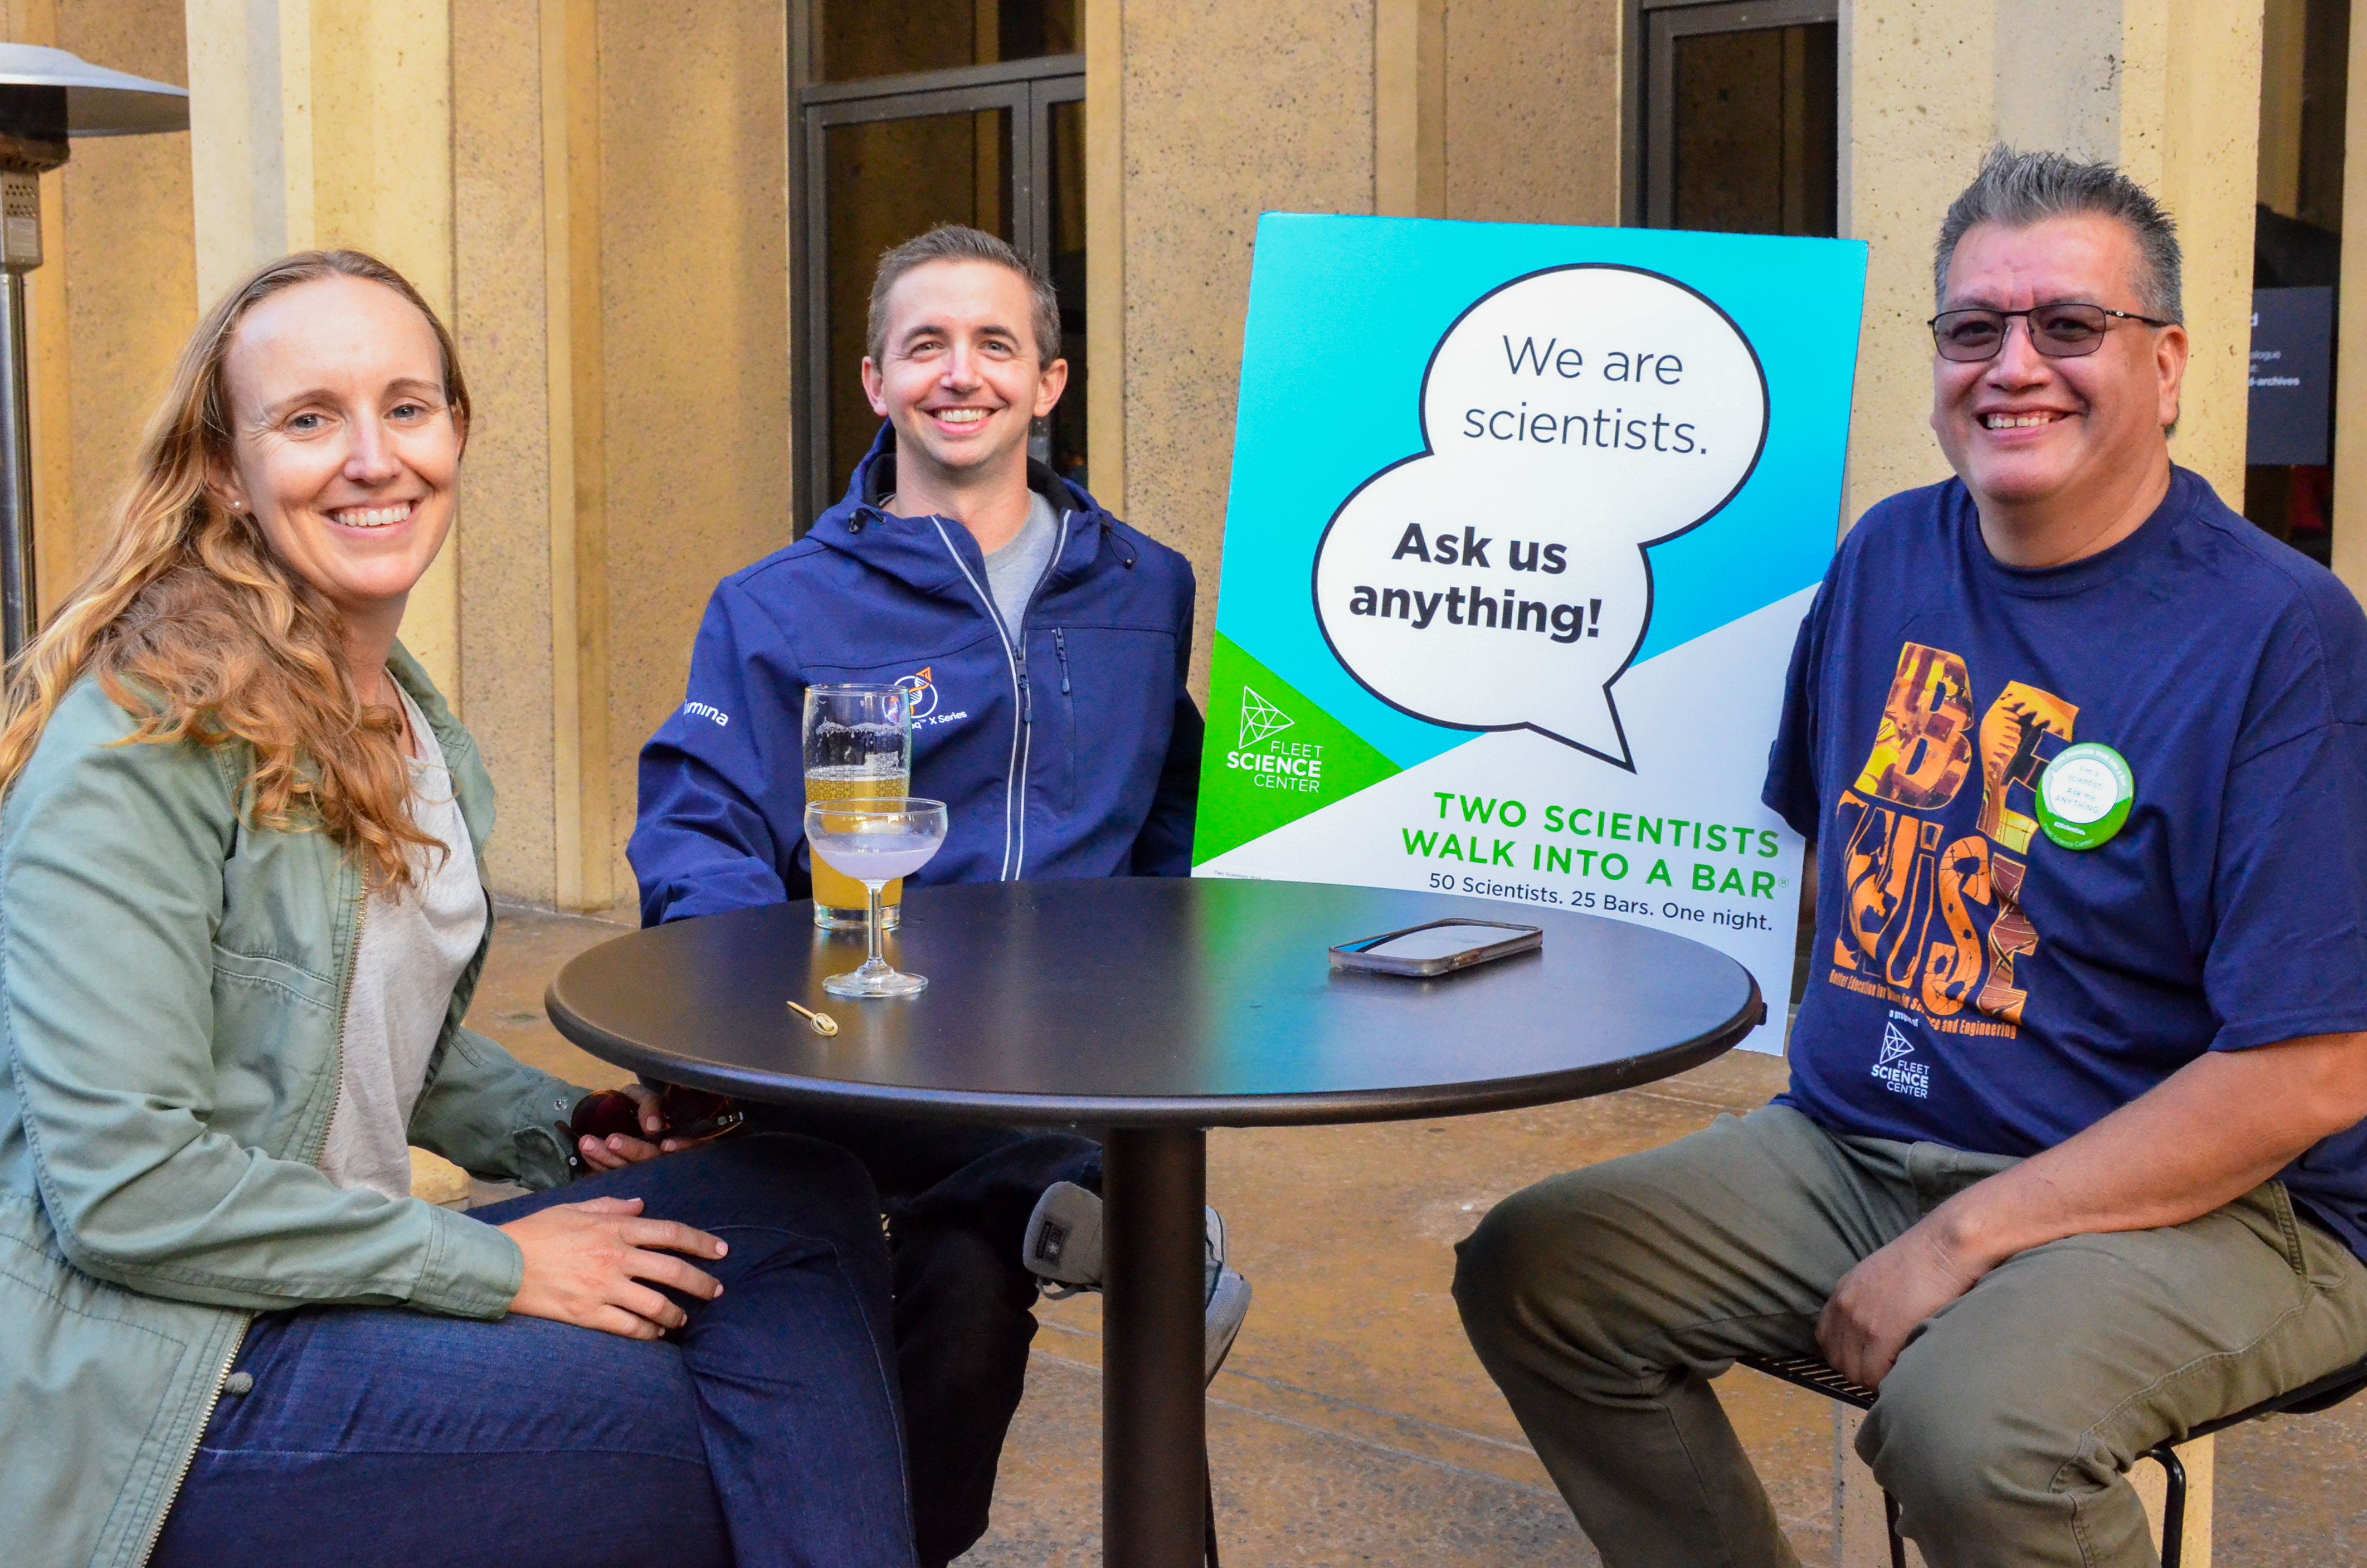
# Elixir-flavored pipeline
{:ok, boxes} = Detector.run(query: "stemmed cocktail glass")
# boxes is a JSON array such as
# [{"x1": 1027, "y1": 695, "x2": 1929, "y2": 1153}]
[{"x1": 805, "y1": 797, "x2": 949, "y2": 997}]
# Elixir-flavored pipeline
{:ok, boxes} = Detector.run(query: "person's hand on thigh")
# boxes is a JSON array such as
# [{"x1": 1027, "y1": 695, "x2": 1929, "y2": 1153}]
[
  {"x1": 1817, "y1": 1218, "x2": 1986, "y2": 1386},
  {"x1": 501, "y1": 1196, "x2": 728, "y2": 1338}
]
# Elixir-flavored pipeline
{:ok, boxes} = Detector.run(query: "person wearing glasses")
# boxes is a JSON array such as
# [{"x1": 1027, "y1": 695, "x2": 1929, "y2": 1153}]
[
  {"x1": 0, "y1": 250, "x2": 914, "y2": 1568},
  {"x1": 1455, "y1": 148, "x2": 2367, "y2": 1566}
]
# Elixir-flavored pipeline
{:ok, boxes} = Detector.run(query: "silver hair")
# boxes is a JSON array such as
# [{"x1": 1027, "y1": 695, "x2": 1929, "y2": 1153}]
[
  {"x1": 1933, "y1": 147, "x2": 2182, "y2": 322},
  {"x1": 866, "y1": 224, "x2": 1061, "y2": 366}
]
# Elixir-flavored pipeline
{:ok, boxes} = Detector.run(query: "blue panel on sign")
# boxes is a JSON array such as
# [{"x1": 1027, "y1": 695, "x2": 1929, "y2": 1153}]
[{"x1": 2248, "y1": 286, "x2": 2335, "y2": 466}]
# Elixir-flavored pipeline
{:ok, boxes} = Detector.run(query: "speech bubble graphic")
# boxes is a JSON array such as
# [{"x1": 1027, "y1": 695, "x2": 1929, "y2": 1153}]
[{"x1": 1312, "y1": 264, "x2": 1767, "y2": 770}]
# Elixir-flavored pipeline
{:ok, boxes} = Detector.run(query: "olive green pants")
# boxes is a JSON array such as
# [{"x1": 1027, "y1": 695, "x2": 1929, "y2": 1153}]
[{"x1": 1452, "y1": 1104, "x2": 2367, "y2": 1567}]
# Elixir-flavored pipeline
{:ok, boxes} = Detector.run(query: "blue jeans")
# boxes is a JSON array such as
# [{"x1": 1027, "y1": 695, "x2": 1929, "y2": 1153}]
[
  {"x1": 742, "y1": 1104, "x2": 1100, "y2": 1567},
  {"x1": 152, "y1": 1133, "x2": 915, "y2": 1568}
]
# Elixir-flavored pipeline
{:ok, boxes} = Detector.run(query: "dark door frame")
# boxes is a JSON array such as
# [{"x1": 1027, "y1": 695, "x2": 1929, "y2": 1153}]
[
  {"x1": 789, "y1": 16, "x2": 1084, "y2": 524},
  {"x1": 1623, "y1": 0, "x2": 1840, "y2": 230}
]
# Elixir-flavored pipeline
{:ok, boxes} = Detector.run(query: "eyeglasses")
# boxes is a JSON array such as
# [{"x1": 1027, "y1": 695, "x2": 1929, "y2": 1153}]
[{"x1": 1928, "y1": 302, "x2": 2178, "y2": 362}]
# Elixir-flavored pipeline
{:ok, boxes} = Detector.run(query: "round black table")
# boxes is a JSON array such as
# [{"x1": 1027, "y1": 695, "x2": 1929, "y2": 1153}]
[{"x1": 547, "y1": 877, "x2": 1763, "y2": 1568}]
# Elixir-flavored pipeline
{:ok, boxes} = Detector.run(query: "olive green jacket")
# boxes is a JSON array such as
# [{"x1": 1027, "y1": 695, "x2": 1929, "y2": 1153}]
[{"x1": 0, "y1": 647, "x2": 587, "y2": 1568}]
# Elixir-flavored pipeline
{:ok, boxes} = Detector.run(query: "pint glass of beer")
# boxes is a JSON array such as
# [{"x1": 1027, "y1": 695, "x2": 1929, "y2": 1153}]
[{"x1": 802, "y1": 685, "x2": 913, "y2": 930}]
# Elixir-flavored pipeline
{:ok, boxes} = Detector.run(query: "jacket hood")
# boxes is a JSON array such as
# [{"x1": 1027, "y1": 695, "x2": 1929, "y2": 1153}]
[{"x1": 802, "y1": 423, "x2": 1141, "y2": 601}]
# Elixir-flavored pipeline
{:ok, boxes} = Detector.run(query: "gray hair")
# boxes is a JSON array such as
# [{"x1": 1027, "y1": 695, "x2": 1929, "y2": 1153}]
[
  {"x1": 865, "y1": 225, "x2": 1061, "y2": 366},
  {"x1": 1933, "y1": 147, "x2": 2183, "y2": 322}
]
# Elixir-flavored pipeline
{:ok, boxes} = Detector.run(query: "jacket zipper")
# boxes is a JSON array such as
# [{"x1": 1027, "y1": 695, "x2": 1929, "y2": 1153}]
[
  {"x1": 137, "y1": 1311, "x2": 252, "y2": 1566},
  {"x1": 927, "y1": 520, "x2": 1026, "y2": 878},
  {"x1": 137, "y1": 884, "x2": 366, "y2": 1566},
  {"x1": 1006, "y1": 512, "x2": 1071, "y2": 878},
  {"x1": 1052, "y1": 629, "x2": 1078, "y2": 811},
  {"x1": 313, "y1": 886, "x2": 366, "y2": 1170},
  {"x1": 926, "y1": 508, "x2": 1071, "y2": 880}
]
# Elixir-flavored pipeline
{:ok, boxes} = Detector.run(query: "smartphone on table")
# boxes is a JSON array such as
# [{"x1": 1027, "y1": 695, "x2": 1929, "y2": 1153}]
[{"x1": 1329, "y1": 919, "x2": 1543, "y2": 977}]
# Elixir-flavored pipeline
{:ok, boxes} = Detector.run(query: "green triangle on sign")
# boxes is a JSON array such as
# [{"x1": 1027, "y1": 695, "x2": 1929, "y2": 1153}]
[{"x1": 1192, "y1": 632, "x2": 1402, "y2": 865}]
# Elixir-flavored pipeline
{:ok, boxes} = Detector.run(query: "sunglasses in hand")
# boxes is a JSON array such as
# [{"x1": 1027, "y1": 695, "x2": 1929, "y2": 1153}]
[{"x1": 562, "y1": 1083, "x2": 744, "y2": 1172}]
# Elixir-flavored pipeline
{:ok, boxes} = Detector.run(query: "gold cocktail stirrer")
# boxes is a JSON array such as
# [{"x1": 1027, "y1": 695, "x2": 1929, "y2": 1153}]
[{"x1": 786, "y1": 997, "x2": 840, "y2": 1036}]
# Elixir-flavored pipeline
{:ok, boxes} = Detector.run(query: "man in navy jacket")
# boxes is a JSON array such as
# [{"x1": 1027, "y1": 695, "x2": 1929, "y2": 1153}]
[{"x1": 630, "y1": 225, "x2": 1207, "y2": 1567}]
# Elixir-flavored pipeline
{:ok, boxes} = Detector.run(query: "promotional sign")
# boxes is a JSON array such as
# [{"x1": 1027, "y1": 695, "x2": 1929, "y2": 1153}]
[
  {"x1": 1194, "y1": 214, "x2": 1867, "y2": 1050},
  {"x1": 2247, "y1": 286, "x2": 2334, "y2": 466}
]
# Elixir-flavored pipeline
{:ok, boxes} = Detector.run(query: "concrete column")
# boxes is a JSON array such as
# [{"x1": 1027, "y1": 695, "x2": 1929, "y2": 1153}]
[
  {"x1": 534, "y1": 0, "x2": 609, "y2": 912},
  {"x1": 1084, "y1": 0, "x2": 1123, "y2": 517},
  {"x1": 47, "y1": 0, "x2": 196, "y2": 605},
  {"x1": 1439, "y1": 0, "x2": 1620, "y2": 227},
  {"x1": 2119, "y1": 0, "x2": 2267, "y2": 500},
  {"x1": 1843, "y1": 0, "x2": 2264, "y2": 528},
  {"x1": 447, "y1": 0, "x2": 561, "y2": 904},
  {"x1": 586, "y1": 0, "x2": 791, "y2": 904},
  {"x1": 2331, "y1": 0, "x2": 2367, "y2": 602},
  {"x1": 1107, "y1": 0, "x2": 1378, "y2": 699},
  {"x1": 2257, "y1": 0, "x2": 2308, "y2": 217},
  {"x1": 184, "y1": 0, "x2": 461, "y2": 697},
  {"x1": 1374, "y1": 0, "x2": 1443, "y2": 219}
]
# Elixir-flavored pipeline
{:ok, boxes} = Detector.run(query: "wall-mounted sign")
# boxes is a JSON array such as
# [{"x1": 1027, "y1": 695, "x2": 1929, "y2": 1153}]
[
  {"x1": 1194, "y1": 213, "x2": 1867, "y2": 1051},
  {"x1": 2248, "y1": 286, "x2": 2335, "y2": 467}
]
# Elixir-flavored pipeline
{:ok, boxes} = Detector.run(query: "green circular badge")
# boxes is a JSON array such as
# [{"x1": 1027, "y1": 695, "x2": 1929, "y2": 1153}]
[{"x1": 2038, "y1": 743, "x2": 2135, "y2": 850}]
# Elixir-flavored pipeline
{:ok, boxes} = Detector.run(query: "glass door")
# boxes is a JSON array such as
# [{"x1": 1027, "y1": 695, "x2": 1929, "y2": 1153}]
[
  {"x1": 1635, "y1": 0, "x2": 1840, "y2": 237},
  {"x1": 2246, "y1": 0, "x2": 2348, "y2": 566},
  {"x1": 797, "y1": 55, "x2": 1085, "y2": 523}
]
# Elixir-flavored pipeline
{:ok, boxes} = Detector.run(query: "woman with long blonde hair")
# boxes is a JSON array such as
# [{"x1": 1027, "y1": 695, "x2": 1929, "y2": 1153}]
[{"x1": 0, "y1": 250, "x2": 914, "y2": 1568}]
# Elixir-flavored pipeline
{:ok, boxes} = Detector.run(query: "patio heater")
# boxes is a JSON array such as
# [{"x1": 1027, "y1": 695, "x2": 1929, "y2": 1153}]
[{"x1": 0, "y1": 45, "x2": 188, "y2": 659}]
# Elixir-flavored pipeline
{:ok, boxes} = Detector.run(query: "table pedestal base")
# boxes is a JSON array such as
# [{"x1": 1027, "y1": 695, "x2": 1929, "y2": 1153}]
[{"x1": 1103, "y1": 1126, "x2": 1208, "y2": 1568}]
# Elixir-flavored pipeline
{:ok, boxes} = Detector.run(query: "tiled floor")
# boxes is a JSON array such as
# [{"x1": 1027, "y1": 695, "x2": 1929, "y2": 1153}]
[{"x1": 473, "y1": 900, "x2": 2367, "y2": 1566}]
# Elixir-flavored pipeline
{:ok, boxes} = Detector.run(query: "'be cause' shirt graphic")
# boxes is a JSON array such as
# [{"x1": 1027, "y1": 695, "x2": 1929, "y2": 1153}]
[{"x1": 1764, "y1": 468, "x2": 2367, "y2": 1264}]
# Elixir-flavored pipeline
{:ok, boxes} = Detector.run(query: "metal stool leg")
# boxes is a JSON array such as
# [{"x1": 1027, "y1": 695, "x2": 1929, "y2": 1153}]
[
  {"x1": 2146, "y1": 1445, "x2": 2188, "y2": 1568},
  {"x1": 1882, "y1": 1489, "x2": 1907, "y2": 1568}
]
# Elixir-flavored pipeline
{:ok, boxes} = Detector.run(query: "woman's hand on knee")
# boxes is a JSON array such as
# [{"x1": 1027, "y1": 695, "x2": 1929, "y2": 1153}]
[{"x1": 500, "y1": 1195, "x2": 728, "y2": 1339}]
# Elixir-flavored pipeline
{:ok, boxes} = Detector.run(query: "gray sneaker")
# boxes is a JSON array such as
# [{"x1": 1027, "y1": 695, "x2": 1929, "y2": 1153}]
[
  {"x1": 1022, "y1": 1181, "x2": 1251, "y2": 1383},
  {"x1": 1204, "y1": 1266, "x2": 1251, "y2": 1381},
  {"x1": 1021, "y1": 1180, "x2": 1106, "y2": 1295}
]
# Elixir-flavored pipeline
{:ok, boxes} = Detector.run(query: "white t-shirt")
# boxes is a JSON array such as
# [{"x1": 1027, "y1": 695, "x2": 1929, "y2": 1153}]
[
  {"x1": 885, "y1": 489, "x2": 1061, "y2": 631},
  {"x1": 981, "y1": 489, "x2": 1061, "y2": 631},
  {"x1": 316, "y1": 682, "x2": 490, "y2": 1199}
]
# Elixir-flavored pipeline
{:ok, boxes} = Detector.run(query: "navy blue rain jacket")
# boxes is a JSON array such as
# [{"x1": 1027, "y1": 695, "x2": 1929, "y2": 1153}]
[{"x1": 630, "y1": 427, "x2": 1204, "y2": 925}]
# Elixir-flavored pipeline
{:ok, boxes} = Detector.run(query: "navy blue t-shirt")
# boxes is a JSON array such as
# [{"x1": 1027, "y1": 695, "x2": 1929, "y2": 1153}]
[{"x1": 1765, "y1": 467, "x2": 2367, "y2": 1262}]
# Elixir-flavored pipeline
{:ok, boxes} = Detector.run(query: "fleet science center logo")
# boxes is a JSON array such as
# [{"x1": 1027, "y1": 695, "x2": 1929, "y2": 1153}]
[{"x1": 1225, "y1": 686, "x2": 1324, "y2": 793}]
